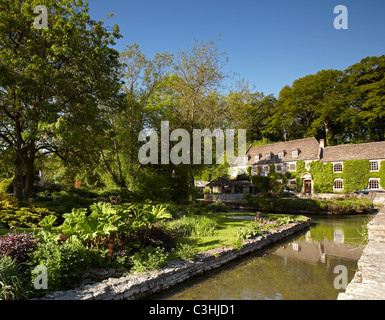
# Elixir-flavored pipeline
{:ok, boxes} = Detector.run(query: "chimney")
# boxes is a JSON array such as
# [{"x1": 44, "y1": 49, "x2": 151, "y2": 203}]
[{"x1": 318, "y1": 139, "x2": 325, "y2": 159}]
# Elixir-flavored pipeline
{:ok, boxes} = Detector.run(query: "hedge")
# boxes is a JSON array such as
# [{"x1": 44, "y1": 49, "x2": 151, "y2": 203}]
[{"x1": 247, "y1": 197, "x2": 373, "y2": 214}]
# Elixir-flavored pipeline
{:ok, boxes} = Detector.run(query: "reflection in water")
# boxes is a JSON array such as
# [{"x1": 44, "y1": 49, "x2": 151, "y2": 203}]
[{"x1": 149, "y1": 215, "x2": 372, "y2": 300}]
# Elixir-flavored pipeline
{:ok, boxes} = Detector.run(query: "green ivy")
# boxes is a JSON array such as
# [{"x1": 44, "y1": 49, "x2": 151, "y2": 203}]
[
  {"x1": 380, "y1": 161, "x2": 385, "y2": 189},
  {"x1": 342, "y1": 160, "x2": 370, "y2": 193},
  {"x1": 308, "y1": 162, "x2": 334, "y2": 193},
  {"x1": 286, "y1": 159, "x2": 384, "y2": 194}
]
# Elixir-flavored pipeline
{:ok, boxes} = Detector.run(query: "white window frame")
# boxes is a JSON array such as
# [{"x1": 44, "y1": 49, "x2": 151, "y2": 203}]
[
  {"x1": 288, "y1": 162, "x2": 296, "y2": 172},
  {"x1": 278, "y1": 152, "x2": 284, "y2": 159},
  {"x1": 292, "y1": 150, "x2": 298, "y2": 158},
  {"x1": 333, "y1": 178, "x2": 343, "y2": 191},
  {"x1": 254, "y1": 155, "x2": 260, "y2": 162},
  {"x1": 252, "y1": 165, "x2": 257, "y2": 173},
  {"x1": 333, "y1": 162, "x2": 343, "y2": 173},
  {"x1": 369, "y1": 160, "x2": 380, "y2": 172},
  {"x1": 263, "y1": 165, "x2": 269, "y2": 173},
  {"x1": 266, "y1": 153, "x2": 271, "y2": 160},
  {"x1": 368, "y1": 178, "x2": 380, "y2": 190},
  {"x1": 275, "y1": 164, "x2": 282, "y2": 172}
]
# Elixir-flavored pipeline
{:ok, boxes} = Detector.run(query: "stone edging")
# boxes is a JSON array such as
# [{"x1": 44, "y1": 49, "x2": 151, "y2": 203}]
[
  {"x1": 40, "y1": 219, "x2": 311, "y2": 300},
  {"x1": 338, "y1": 208, "x2": 385, "y2": 300}
]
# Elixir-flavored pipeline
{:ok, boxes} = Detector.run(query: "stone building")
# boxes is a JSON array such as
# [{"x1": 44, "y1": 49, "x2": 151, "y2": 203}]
[{"x1": 230, "y1": 138, "x2": 385, "y2": 194}]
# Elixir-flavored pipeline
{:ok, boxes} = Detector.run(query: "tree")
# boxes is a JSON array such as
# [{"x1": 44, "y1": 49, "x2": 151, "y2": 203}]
[
  {"x1": 342, "y1": 55, "x2": 385, "y2": 142},
  {"x1": 0, "y1": 0, "x2": 122, "y2": 199},
  {"x1": 96, "y1": 44, "x2": 173, "y2": 191},
  {"x1": 271, "y1": 69, "x2": 343, "y2": 143},
  {"x1": 146, "y1": 38, "x2": 229, "y2": 200}
]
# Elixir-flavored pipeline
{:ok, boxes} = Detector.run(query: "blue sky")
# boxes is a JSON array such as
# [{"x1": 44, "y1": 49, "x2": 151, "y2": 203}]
[{"x1": 88, "y1": 0, "x2": 385, "y2": 98}]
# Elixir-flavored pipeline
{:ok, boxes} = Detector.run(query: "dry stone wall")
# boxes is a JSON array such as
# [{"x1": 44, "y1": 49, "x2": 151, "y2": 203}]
[
  {"x1": 40, "y1": 219, "x2": 310, "y2": 300},
  {"x1": 338, "y1": 208, "x2": 385, "y2": 300}
]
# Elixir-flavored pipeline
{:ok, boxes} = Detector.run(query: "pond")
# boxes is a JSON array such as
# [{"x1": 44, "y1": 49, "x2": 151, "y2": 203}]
[{"x1": 149, "y1": 214, "x2": 373, "y2": 300}]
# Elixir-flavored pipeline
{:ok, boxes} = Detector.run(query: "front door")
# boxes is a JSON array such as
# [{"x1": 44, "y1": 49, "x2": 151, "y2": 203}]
[{"x1": 304, "y1": 180, "x2": 312, "y2": 193}]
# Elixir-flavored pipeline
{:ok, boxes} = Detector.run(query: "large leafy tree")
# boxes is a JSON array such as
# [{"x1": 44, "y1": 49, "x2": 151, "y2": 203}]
[
  {"x1": 0, "y1": 0, "x2": 122, "y2": 200},
  {"x1": 342, "y1": 55, "x2": 385, "y2": 142},
  {"x1": 272, "y1": 69, "x2": 343, "y2": 143}
]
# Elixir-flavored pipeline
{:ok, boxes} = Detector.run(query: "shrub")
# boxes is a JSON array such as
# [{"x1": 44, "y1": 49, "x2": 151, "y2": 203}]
[
  {"x1": 0, "y1": 232, "x2": 39, "y2": 264},
  {"x1": 206, "y1": 203, "x2": 229, "y2": 213},
  {"x1": 169, "y1": 215, "x2": 219, "y2": 238},
  {"x1": 0, "y1": 193, "x2": 58, "y2": 228},
  {"x1": 172, "y1": 243, "x2": 198, "y2": 261},
  {"x1": 0, "y1": 178, "x2": 13, "y2": 194},
  {"x1": 130, "y1": 246, "x2": 169, "y2": 272},
  {"x1": 0, "y1": 255, "x2": 30, "y2": 300},
  {"x1": 28, "y1": 240, "x2": 92, "y2": 292}
]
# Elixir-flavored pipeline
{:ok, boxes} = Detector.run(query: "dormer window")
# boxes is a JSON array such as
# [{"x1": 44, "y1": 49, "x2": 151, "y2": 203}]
[
  {"x1": 292, "y1": 150, "x2": 298, "y2": 158},
  {"x1": 254, "y1": 155, "x2": 260, "y2": 161},
  {"x1": 266, "y1": 153, "x2": 271, "y2": 160},
  {"x1": 278, "y1": 152, "x2": 284, "y2": 159}
]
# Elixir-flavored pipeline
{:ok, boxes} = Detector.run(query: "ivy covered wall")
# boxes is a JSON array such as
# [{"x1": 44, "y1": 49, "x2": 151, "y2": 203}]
[{"x1": 285, "y1": 159, "x2": 385, "y2": 193}]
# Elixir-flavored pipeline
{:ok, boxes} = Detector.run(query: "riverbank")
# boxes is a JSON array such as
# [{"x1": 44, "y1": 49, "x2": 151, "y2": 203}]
[
  {"x1": 338, "y1": 207, "x2": 385, "y2": 300},
  {"x1": 39, "y1": 218, "x2": 310, "y2": 300}
]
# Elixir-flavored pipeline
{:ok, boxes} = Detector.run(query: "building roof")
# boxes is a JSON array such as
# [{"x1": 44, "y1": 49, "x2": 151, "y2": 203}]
[
  {"x1": 321, "y1": 141, "x2": 385, "y2": 162},
  {"x1": 231, "y1": 137, "x2": 320, "y2": 167}
]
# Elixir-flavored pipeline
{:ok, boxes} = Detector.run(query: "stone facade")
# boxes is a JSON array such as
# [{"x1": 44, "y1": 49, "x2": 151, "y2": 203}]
[
  {"x1": 204, "y1": 193, "x2": 244, "y2": 202},
  {"x1": 39, "y1": 219, "x2": 310, "y2": 300}
]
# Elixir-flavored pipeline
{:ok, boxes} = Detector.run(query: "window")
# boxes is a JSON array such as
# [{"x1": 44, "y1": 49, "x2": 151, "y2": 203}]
[
  {"x1": 333, "y1": 179, "x2": 343, "y2": 191},
  {"x1": 292, "y1": 150, "x2": 298, "y2": 157},
  {"x1": 263, "y1": 165, "x2": 269, "y2": 172},
  {"x1": 275, "y1": 165, "x2": 282, "y2": 172},
  {"x1": 370, "y1": 160, "x2": 379, "y2": 172},
  {"x1": 278, "y1": 152, "x2": 284, "y2": 159},
  {"x1": 252, "y1": 166, "x2": 257, "y2": 173},
  {"x1": 369, "y1": 179, "x2": 380, "y2": 190},
  {"x1": 266, "y1": 153, "x2": 271, "y2": 160},
  {"x1": 254, "y1": 155, "x2": 260, "y2": 161},
  {"x1": 333, "y1": 162, "x2": 343, "y2": 173},
  {"x1": 289, "y1": 163, "x2": 296, "y2": 172}
]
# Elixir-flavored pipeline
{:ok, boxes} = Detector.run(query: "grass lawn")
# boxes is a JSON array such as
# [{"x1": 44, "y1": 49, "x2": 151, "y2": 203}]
[{"x1": 174, "y1": 211, "x2": 305, "y2": 253}]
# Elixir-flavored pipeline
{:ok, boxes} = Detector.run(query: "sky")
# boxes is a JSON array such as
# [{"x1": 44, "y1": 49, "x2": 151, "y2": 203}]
[{"x1": 87, "y1": 0, "x2": 385, "y2": 98}]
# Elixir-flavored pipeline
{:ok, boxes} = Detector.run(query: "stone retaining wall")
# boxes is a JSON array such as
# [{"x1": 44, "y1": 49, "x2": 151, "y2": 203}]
[
  {"x1": 338, "y1": 208, "x2": 385, "y2": 300},
  {"x1": 302, "y1": 192, "x2": 385, "y2": 207},
  {"x1": 40, "y1": 219, "x2": 310, "y2": 300},
  {"x1": 204, "y1": 193, "x2": 244, "y2": 201}
]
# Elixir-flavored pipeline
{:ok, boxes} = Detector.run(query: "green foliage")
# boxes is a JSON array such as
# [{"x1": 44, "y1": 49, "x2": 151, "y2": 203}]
[
  {"x1": 380, "y1": 161, "x2": 385, "y2": 189},
  {"x1": 250, "y1": 176, "x2": 270, "y2": 193},
  {"x1": 308, "y1": 162, "x2": 334, "y2": 193},
  {"x1": 169, "y1": 215, "x2": 219, "y2": 238},
  {"x1": 130, "y1": 246, "x2": 169, "y2": 272},
  {"x1": 0, "y1": 193, "x2": 58, "y2": 228},
  {"x1": 206, "y1": 203, "x2": 229, "y2": 213},
  {"x1": 0, "y1": 255, "x2": 30, "y2": 300},
  {"x1": 28, "y1": 241, "x2": 92, "y2": 292},
  {"x1": 343, "y1": 160, "x2": 370, "y2": 193},
  {"x1": 172, "y1": 243, "x2": 198, "y2": 261},
  {"x1": 0, "y1": 178, "x2": 12, "y2": 194},
  {"x1": 247, "y1": 197, "x2": 373, "y2": 214},
  {"x1": 59, "y1": 203, "x2": 133, "y2": 248}
]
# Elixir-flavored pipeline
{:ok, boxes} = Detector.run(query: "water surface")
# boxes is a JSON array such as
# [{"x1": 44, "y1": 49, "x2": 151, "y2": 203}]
[{"x1": 150, "y1": 214, "x2": 372, "y2": 300}]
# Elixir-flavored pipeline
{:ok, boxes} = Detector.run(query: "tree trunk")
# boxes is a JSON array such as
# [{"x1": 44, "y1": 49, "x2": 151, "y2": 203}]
[
  {"x1": 13, "y1": 151, "x2": 25, "y2": 201},
  {"x1": 24, "y1": 157, "x2": 36, "y2": 200}
]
